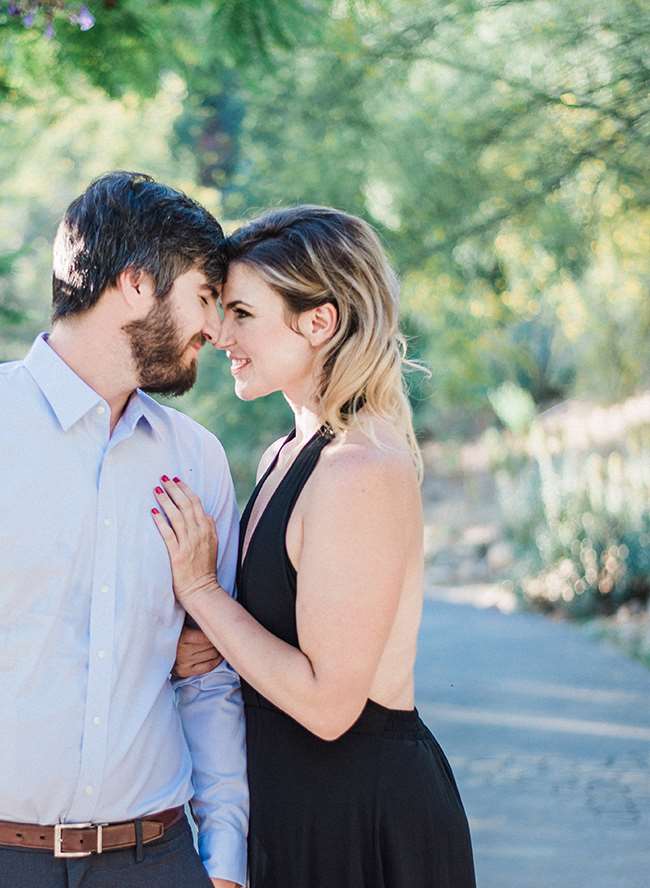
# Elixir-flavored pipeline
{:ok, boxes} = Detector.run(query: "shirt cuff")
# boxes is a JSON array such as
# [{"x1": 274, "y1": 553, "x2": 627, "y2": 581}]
[{"x1": 199, "y1": 823, "x2": 248, "y2": 885}]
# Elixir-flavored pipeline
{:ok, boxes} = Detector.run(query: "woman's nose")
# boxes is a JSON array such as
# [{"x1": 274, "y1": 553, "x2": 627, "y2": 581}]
[{"x1": 215, "y1": 317, "x2": 234, "y2": 350}]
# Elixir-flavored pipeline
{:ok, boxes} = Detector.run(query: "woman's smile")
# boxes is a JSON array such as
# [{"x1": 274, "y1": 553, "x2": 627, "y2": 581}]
[{"x1": 230, "y1": 356, "x2": 251, "y2": 376}]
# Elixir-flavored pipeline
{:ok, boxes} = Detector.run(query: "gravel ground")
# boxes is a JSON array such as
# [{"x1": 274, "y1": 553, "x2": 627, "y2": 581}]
[{"x1": 416, "y1": 598, "x2": 650, "y2": 888}]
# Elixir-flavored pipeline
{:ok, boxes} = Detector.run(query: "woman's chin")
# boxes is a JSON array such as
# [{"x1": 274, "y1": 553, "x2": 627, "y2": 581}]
[
  {"x1": 234, "y1": 380, "x2": 274, "y2": 402},
  {"x1": 234, "y1": 381, "x2": 260, "y2": 402}
]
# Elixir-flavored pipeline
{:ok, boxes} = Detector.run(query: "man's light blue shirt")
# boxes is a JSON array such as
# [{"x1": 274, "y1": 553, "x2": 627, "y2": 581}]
[{"x1": 0, "y1": 334, "x2": 248, "y2": 883}]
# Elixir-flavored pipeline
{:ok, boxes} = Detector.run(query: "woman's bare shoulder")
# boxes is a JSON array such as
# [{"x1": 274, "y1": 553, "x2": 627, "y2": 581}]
[
  {"x1": 314, "y1": 420, "x2": 419, "y2": 504},
  {"x1": 326, "y1": 418, "x2": 414, "y2": 468},
  {"x1": 297, "y1": 423, "x2": 420, "y2": 563}
]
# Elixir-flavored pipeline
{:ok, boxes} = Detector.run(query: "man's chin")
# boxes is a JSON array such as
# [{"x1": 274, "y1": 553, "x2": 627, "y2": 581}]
[{"x1": 140, "y1": 367, "x2": 197, "y2": 397}]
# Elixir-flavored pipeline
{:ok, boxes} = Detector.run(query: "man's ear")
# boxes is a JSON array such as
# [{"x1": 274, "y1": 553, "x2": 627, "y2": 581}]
[
  {"x1": 301, "y1": 301, "x2": 339, "y2": 346},
  {"x1": 115, "y1": 268, "x2": 156, "y2": 316}
]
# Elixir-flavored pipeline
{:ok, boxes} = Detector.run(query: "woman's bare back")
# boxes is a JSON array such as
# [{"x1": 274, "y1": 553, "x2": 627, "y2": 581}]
[{"x1": 284, "y1": 417, "x2": 424, "y2": 711}]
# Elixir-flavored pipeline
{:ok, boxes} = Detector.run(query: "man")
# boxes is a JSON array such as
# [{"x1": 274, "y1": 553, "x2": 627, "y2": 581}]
[{"x1": 0, "y1": 171, "x2": 247, "y2": 887}]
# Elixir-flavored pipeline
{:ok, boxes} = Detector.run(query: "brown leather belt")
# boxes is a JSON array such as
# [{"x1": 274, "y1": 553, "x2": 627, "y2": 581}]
[{"x1": 0, "y1": 806, "x2": 185, "y2": 858}]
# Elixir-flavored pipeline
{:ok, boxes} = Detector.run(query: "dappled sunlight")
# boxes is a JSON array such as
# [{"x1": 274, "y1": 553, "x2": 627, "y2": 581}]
[
  {"x1": 424, "y1": 703, "x2": 650, "y2": 742},
  {"x1": 500, "y1": 679, "x2": 643, "y2": 705},
  {"x1": 426, "y1": 580, "x2": 517, "y2": 612}
]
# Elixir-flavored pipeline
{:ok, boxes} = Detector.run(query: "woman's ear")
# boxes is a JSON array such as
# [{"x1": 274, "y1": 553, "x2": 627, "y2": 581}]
[{"x1": 301, "y1": 301, "x2": 339, "y2": 346}]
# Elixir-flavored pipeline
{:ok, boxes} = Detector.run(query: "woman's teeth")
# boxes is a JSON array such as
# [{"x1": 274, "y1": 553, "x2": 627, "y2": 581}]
[{"x1": 231, "y1": 358, "x2": 251, "y2": 374}]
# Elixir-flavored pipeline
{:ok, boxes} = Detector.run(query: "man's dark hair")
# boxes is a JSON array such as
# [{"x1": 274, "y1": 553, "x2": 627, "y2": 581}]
[{"x1": 52, "y1": 171, "x2": 226, "y2": 322}]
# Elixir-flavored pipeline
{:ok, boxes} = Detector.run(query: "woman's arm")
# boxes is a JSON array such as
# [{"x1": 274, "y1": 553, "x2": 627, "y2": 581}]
[
  {"x1": 173, "y1": 436, "x2": 288, "y2": 679},
  {"x1": 153, "y1": 447, "x2": 416, "y2": 740}
]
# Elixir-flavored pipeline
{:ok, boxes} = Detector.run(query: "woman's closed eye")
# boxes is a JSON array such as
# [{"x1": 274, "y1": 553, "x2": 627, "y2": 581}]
[{"x1": 234, "y1": 308, "x2": 251, "y2": 319}]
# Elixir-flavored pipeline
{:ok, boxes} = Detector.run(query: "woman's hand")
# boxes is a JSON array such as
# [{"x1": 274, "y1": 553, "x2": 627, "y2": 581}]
[
  {"x1": 173, "y1": 626, "x2": 223, "y2": 678},
  {"x1": 151, "y1": 475, "x2": 219, "y2": 607}
]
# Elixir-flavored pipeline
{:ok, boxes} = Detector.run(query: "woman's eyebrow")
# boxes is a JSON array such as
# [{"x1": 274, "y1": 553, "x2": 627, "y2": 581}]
[{"x1": 222, "y1": 299, "x2": 254, "y2": 310}]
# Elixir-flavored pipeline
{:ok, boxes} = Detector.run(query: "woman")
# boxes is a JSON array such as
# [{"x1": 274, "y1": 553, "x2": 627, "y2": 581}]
[{"x1": 152, "y1": 206, "x2": 476, "y2": 888}]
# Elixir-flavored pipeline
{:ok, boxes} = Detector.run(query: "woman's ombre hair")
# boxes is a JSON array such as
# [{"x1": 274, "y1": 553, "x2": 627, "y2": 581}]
[{"x1": 225, "y1": 206, "x2": 426, "y2": 478}]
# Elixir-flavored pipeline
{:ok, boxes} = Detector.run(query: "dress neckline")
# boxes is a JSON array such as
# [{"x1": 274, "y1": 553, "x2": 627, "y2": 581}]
[{"x1": 238, "y1": 427, "x2": 329, "y2": 577}]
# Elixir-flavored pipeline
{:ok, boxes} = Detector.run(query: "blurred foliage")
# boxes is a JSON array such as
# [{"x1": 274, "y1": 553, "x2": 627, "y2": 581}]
[
  {"x1": 491, "y1": 393, "x2": 650, "y2": 617},
  {"x1": 0, "y1": 248, "x2": 26, "y2": 324},
  {"x1": 488, "y1": 381, "x2": 536, "y2": 435},
  {"x1": 0, "y1": 1, "x2": 331, "y2": 98},
  {"x1": 1, "y1": 0, "x2": 649, "y2": 493}
]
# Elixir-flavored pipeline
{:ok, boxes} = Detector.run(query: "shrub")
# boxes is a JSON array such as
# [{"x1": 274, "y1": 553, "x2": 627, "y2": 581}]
[{"x1": 491, "y1": 393, "x2": 650, "y2": 617}]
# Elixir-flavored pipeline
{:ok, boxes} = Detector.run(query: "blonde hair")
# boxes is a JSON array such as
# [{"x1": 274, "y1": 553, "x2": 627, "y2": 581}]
[{"x1": 226, "y1": 206, "x2": 427, "y2": 479}]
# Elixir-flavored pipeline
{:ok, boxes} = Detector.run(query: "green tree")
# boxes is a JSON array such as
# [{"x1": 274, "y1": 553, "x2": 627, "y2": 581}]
[
  {"x1": 2, "y1": 0, "x2": 649, "y2": 482},
  {"x1": 1, "y1": 1, "x2": 331, "y2": 99}
]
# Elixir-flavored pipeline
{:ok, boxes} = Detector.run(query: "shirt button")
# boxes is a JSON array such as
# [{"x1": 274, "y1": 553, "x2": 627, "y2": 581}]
[
  {"x1": 85, "y1": 785, "x2": 94, "y2": 796},
  {"x1": 98, "y1": 650, "x2": 106, "y2": 659},
  {"x1": 103, "y1": 518, "x2": 112, "y2": 528},
  {"x1": 100, "y1": 585, "x2": 109, "y2": 594},
  {"x1": 93, "y1": 716, "x2": 101, "y2": 726},
  {"x1": 96, "y1": 405, "x2": 106, "y2": 416}
]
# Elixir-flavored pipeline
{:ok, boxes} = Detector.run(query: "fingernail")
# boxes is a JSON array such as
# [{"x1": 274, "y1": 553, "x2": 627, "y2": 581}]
[
  {"x1": 155, "y1": 486, "x2": 163, "y2": 494},
  {"x1": 161, "y1": 475, "x2": 170, "y2": 482},
  {"x1": 173, "y1": 476, "x2": 181, "y2": 483},
  {"x1": 152, "y1": 508, "x2": 159, "y2": 515}
]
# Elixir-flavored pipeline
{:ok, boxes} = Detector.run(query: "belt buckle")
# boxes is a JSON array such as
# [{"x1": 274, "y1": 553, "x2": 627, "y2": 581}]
[{"x1": 54, "y1": 822, "x2": 104, "y2": 858}]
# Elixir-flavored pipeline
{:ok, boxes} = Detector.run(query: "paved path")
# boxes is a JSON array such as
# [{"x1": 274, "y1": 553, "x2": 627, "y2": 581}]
[{"x1": 415, "y1": 598, "x2": 650, "y2": 888}]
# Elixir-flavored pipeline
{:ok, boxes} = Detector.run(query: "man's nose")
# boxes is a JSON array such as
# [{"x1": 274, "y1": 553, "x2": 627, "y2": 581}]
[{"x1": 201, "y1": 309, "x2": 223, "y2": 347}]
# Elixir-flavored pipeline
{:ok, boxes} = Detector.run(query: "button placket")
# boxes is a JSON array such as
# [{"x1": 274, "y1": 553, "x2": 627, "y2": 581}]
[{"x1": 67, "y1": 453, "x2": 117, "y2": 820}]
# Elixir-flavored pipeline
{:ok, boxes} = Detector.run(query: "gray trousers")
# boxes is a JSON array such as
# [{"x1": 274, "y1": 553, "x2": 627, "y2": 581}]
[{"x1": 0, "y1": 818, "x2": 213, "y2": 888}]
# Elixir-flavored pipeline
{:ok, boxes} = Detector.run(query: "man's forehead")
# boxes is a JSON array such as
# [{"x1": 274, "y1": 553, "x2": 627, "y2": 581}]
[{"x1": 184, "y1": 266, "x2": 219, "y2": 296}]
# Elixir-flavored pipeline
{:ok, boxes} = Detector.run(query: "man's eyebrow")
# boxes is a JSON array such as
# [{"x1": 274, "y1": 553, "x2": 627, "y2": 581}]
[{"x1": 199, "y1": 283, "x2": 219, "y2": 298}]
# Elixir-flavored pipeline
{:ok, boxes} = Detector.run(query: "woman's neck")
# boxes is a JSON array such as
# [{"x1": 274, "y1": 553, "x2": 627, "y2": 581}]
[{"x1": 284, "y1": 395, "x2": 323, "y2": 447}]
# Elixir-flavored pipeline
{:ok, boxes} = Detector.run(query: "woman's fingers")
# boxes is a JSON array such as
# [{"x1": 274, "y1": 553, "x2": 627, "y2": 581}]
[
  {"x1": 174, "y1": 626, "x2": 224, "y2": 677},
  {"x1": 153, "y1": 481, "x2": 187, "y2": 538},
  {"x1": 169, "y1": 476, "x2": 211, "y2": 530},
  {"x1": 158, "y1": 475, "x2": 196, "y2": 520},
  {"x1": 151, "y1": 507, "x2": 179, "y2": 551},
  {"x1": 173, "y1": 655, "x2": 223, "y2": 679},
  {"x1": 178, "y1": 626, "x2": 208, "y2": 645},
  {"x1": 191, "y1": 655, "x2": 224, "y2": 672},
  {"x1": 178, "y1": 629, "x2": 222, "y2": 657},
  {"x1": 151, "y1": 475, "x2": 219, "y2": 603}
]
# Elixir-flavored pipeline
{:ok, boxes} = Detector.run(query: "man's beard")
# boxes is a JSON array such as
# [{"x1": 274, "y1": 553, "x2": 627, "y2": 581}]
[{"x1": 123, "y1": 297, "x2": 202, "y2": 397}]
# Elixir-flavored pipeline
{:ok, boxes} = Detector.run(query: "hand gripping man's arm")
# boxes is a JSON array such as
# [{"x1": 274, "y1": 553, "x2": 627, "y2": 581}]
[{"x1": 173, "y1": 438, "x2": 248, "y2": 886}]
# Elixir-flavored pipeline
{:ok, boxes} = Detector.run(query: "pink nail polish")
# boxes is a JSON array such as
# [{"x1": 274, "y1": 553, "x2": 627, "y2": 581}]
[
  {"x1": 173, "y1": 476, "x2": 181, "y2": 483},
  {"x1": 155, "y1": 486, "x2": 163, "y2": 494},
  {"x1": 152, "y1": 508, "x2": 159, "y2": 515},
  {"x1": 161, "y1": 475, "x2": 170, "y2": 482}
]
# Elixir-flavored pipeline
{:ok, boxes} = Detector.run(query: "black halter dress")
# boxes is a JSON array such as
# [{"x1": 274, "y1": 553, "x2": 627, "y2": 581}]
[{"x1": 237, "y1": 428, "x2": 476, "y2": 888}]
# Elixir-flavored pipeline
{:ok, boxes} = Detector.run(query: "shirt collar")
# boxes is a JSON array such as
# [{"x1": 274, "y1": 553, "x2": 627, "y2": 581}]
[
  {"x1": 23, "y1": 333, "x2": 159, "y2": 436},
  {"x1": 122, "y1": 389, "x2": 164, "y2": 438}
]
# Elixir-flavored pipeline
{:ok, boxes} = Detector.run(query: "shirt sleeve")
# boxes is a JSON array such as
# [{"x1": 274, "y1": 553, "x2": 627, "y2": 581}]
[{"x1": 173, "y1": 435, "x2": 248, "y2": 884}]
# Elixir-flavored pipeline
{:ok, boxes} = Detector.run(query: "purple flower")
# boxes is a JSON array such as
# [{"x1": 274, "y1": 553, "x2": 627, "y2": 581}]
[
  {"x1": 44, "y1": 21, "x2": 54, "y2": 39},
  {"x1": 8, "y1": 2, "x2": 22, "y2": 16},
  {"x1": 77, "y1": 5, "x2": 95, "y2": 31},
  {"x1": 22, "y1": 11, "x2": 34, "y2": 27}
]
